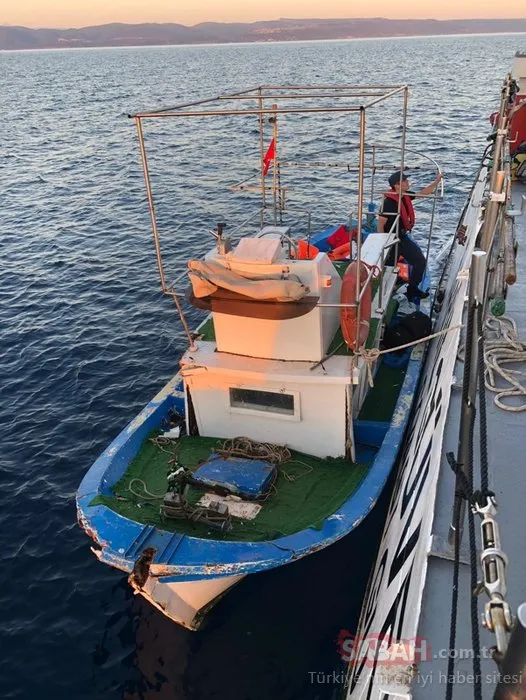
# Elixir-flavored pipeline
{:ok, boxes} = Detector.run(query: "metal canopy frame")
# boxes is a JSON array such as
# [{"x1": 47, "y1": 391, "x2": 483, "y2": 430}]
[
  {"x1": 130, "y1": 84, "x2": 426, "y2": 353},
  {"x1": 129, "y1": 84, "x2": 407, "y2": 118}
]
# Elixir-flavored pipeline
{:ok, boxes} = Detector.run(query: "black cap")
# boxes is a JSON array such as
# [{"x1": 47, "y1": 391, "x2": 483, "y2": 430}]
[{"x1": 388, "y1": 170, "x2": 410, "y2": 188}]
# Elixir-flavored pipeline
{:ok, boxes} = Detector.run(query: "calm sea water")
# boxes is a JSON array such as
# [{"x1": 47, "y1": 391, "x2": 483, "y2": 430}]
[{"x1": 1, "y1": 34, "x2": 524, "y2": 700}]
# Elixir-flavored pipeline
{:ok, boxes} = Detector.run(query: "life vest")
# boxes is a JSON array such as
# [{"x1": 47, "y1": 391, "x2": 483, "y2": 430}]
[
  {"x1": 328, "y1": 242, "x2": 352, "y2": 261},
  {"x1": 327, "y1": 224, "x2": 350, "y2": 250},
  {"x1": 293, "y1": 240, "x2": 319, "y2": 260},
  {"x1": 383, "y1": 192, "x2": 415, "y2": 233}
]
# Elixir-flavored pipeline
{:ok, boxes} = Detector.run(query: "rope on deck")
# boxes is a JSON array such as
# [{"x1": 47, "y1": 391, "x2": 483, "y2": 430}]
[{"x1": 484, "y1": 315, "x2": 526, "y2": 411}]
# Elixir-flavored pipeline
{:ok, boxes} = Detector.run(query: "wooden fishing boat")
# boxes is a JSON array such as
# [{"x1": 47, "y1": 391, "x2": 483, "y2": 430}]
[{"x1": 77, "y1": 84, "x2": 444, "y2": 629}]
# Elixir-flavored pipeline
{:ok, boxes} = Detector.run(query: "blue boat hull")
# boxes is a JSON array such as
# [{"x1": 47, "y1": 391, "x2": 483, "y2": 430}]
[{"x1": 77, "y1": 343, "x2": 426, "y2": 627}]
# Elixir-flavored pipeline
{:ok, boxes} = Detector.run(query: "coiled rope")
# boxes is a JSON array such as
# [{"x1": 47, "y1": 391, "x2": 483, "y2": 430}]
[
  {"x1": 484, "y1": 315, "x2": 526, "y2": 411},
  {"x1": 216, "y1": 437, "x2": 291, "y2": 464},
  {"x1": 217, "y1": 437, "x2": 313, "y2": 481}
]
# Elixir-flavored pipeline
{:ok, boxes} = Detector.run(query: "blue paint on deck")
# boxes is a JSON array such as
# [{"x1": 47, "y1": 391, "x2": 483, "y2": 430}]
[{"x1": 192, "y1": 455, "x2": 277, "y2": 498}]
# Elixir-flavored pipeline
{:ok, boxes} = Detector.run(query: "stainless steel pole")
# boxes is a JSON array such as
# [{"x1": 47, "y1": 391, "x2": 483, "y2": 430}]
[
  {"x1": 355, "y1": 107, "x2": 366, "y2": 350},
  {"x1": 272, "y1": 103, "x2": 278, "y2": 226},
  {"x1": 258, "y1": 89, "x2": 266, "y2": 228},
  {"x1": 135, "y1": 116, "x2": 167, "y2": 293}
]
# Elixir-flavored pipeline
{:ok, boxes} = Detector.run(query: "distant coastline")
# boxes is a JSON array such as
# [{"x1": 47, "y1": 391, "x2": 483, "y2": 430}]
[{"x1": 2, "y1": 18, "x2": 526, "y2": 51}]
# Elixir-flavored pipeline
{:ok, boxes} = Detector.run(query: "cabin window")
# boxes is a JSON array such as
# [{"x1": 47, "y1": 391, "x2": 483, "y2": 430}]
[{"x1": 229, "y1": 388, "x2": 296, "y2": 417}]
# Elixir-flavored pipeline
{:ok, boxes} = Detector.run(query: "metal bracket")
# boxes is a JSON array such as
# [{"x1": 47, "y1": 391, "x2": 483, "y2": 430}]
[
  {"x1": 490, "y1": 191, "x2": 506, "y2": 203},
  {"x1": 507, "y1": 194, "x2": 526, "y2": 218},
  {"x1": 428, "y1": 534, "x2": 471, "y2": 565}
]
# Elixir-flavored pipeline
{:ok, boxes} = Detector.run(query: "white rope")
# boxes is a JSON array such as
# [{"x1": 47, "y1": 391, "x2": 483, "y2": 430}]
[
  {"x1": 355, "y1": 323, "x2": 464, "y2": 387},
  {"x1": 484, "y1": 315, "x2": 526, "y2": 412}
]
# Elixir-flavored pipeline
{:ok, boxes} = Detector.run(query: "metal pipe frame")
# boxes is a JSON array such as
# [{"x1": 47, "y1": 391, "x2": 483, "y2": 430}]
[
  {"x1": 129, "y1": 85, "x2": 263, "y2": 116},
  {"x1": 135, "y1": 117, "x2": 167, "y2": 293},
  {"x1": 259, "y1": 84, "x2": 404, "y2": 90},
  {"x1": 355, "y1": 107, "x2": 366, "y2": 351},
  {"x1": 425, "y1": 187, "x2": 440, "y2": 264},
  {"x1": 219, "y1": 92, "x2": 389, "y2": 100},
  {"x1": 133, "y1": 85, "x2": 407, "y2": 117},
  {"x1": 278, "y1": 161, "x2": 437, "y2": 173},
  {"x1": 132, "y1": 105, "x2": 398, "y2": 119},
  {"x1": 272, "y1": 103, "x2": 278, "y2": 225},
  {"x1": 132, "y1": 85, "x2": 407, "y2": 119},
  {"x1": 258, "y1": 88, "x2": 266, "y2": 228},
  {"x1": 133, "y1": 82, "x2": 410, "y2": 350}
]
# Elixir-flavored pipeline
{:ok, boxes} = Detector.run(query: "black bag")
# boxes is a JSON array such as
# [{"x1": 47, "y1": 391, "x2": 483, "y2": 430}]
[{"x1": 382, "y1": 311, "x2": 432, "y2": 354}]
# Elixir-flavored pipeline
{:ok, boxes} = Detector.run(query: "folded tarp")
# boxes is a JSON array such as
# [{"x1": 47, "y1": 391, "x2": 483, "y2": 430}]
[{"x1": 188, "y1": 259, "x2": 307, "y2": 301}]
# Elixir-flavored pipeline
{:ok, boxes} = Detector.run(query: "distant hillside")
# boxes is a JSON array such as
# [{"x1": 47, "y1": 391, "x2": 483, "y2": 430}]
[{"x1": 1, "y1": 18, "x2": 526, "y2": 50}]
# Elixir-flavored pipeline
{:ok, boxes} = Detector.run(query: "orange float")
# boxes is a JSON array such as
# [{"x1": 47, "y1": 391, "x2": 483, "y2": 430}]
[
  {"x1": 293, "y1": 240, "x2": 319, "y2": 260},
  {"x1": 328, "y1": 242, "x2": 351, "y2": 261},
  {"x1": 340, "y1": 261, "x2": 372, "y2": 351},
  {"x1": 397, "y1": 259, "x2": 410, "y2": 282}
]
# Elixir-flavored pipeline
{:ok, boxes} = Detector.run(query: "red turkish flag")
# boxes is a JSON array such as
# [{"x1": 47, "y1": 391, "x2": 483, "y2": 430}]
[{"x1": 263, "y1": 138, "x2": 276, "y2": 176}]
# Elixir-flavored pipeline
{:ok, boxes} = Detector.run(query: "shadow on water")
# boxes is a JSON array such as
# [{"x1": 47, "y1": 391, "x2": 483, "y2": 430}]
[{"x1": 91, "y1": 477, "x2": 394, "y2": 700}]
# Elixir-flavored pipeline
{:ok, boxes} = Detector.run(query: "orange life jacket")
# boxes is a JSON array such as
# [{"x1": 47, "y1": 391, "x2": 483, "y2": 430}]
[{"x1": 383, "y1": 192, "x2": 415, "y2": 233}]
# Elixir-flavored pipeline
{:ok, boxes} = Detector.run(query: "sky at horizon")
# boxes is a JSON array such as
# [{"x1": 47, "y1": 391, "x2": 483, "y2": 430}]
[{"x1": 1, "y1": 0, "x2": 526, "y2": 29}]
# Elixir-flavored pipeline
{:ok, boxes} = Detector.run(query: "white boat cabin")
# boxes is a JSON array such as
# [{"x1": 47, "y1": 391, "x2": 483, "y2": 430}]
[{"x1": 181, "y1": 227, "x2": 397, "y2": 459}]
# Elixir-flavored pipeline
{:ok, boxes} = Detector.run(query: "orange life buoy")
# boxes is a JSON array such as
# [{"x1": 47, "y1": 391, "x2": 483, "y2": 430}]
[
  {"x1": 340, "y1": 261, "x2": 372, "y2": 351},
  {"x1": 328, "y1": 241, "x2": 352, "y2": 261}
]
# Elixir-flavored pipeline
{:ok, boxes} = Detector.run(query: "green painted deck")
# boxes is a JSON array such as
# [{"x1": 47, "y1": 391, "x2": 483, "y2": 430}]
[
  {"x1": 93, "y1": 436, "x2": 369, "y2": 541},
  {"x1": 358, "y1": 362, "x2": 405, "y2": 422}
]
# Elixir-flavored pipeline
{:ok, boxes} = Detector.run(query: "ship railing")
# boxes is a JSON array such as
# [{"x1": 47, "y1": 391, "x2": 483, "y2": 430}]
[{"x1": 441, "y1": 73, "x2": 526, "y2": 698}]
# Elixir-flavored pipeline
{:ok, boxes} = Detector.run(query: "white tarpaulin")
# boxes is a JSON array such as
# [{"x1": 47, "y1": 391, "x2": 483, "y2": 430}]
[{"x1": 188, "y1": 259, "x2": 307, "y2": 301}]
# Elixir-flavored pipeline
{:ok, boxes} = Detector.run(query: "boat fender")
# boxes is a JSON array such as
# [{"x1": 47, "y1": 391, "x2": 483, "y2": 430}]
[{"x1": 340, "y1": 261, "x2": 373, "y2": 351}]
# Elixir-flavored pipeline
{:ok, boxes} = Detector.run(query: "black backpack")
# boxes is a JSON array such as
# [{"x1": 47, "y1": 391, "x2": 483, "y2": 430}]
[{"x1": 382, "y1": 311, "x2": 432, "y2": 354}]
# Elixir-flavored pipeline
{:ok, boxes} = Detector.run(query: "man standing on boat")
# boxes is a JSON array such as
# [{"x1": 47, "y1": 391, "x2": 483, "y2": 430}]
[{"x1": 378, "y1": 170, "x2": 443, "y2": 299}]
